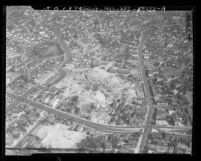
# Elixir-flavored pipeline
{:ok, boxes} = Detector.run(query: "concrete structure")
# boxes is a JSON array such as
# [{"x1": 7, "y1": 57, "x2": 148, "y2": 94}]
[{"x1": 156, "y1": 119, "x2": 169, "y2": 126}]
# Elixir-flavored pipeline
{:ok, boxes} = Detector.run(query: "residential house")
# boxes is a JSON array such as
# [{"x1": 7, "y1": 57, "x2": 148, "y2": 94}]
[
  {"x1": 119, "y1": 135, "x2": 129, "y2": 142},
  {"x1": 168, "y1": 146, "x2": 175, "y2": 153},
  {"x1": 105, "y1": 142, "x2": 112, "y2": 149},
  {"x1": 155, "y1": 145, "x2": 168, "y2": 153},
  {"x1": 175, "y1": 121, "x2": 185, "y2": 127},
  {"x1": 52, "y1": 98, "x2": 61, "y2": 109},
  {"x1": 169, "y1": 110, "x2": 176, "y2": 115},
  {"x1": 177, "y1": 142, "x2": 187, "y2": 150},
  {"x1": 134, "y1": 119, "x2": 144, "y2": 126},
  {"x1": 111, "y1": 109, "x2": 116, "y2": 115},
  {"x1": 57, "y1": 95, "x2": 65, "y2": 102},
  {"x1": 151, "y1": 129, "x2": 158, "y2": 133},
  {"x1": 152, "y1": 70, "x2": 159, "y2": 74},
  {"x1": 44, "y1": 97, "x2": 50, "y2": 104},
  {"x1": 173, "y1": 89, "x2": 179, "y2": 95},
  {"x1": 144, "y1": 54, "x2": 151, "y2": 60},
  {"x1": 185, "y1": 148, "x2": 192, "y2": 154},
  {"x1": 136, "y1": 85, "x2": 145, "y2": 98},
  {"x1": 157, "y1": 77, "x2": 163, "y2": 82},
  {"x1": 117, "y1": 140, "x2": 125, "y2": 146},
  {"x1": 76, "y1": 124, "x2": 84, "y2": 132},
  {"x1": 154, "y1": 95, "x2": 161, "y2": 102},
  {"x1": 132, "y1": 55, "x2": 139, "y2": 60},
  {"x1": 171, "y1": 97, "x2": 178, "y2": 105},
  {"x1": 28, "y1": 95, "x2": 35, "y2": 100},
  {"x1": 128, "y1": 135, "x2": 138, "y2": 144},
  {"x1": 118, "y1": 148, "x2": 130, "y2": 153},
  {"x1": 126, "y1": 59, "x2": 139, "y2": 65},
  {"x1": 148, "y1": 72, "x2": 155, "y2": 77},
  {"x1": 148, "y1": 150, "x2": 155, "y2": 153},
  {"x1": 122, "y1": 143, "x2": 135, "y2": 150},
  {"x1": 69, "y1": 122, "x2": 77, "y2": 131},
  {"x1": 128, "y1": 140, "x2": 138, "y2": 147},
  {"x1": 40, "y1": 111, "x2": 47, "y2": 117},
  {"x1": 156, "y1": 102, "x2": 169, "y2": 107},
  {"x1": 156, "y1": 110, "x2": 168, "y2": 119}
]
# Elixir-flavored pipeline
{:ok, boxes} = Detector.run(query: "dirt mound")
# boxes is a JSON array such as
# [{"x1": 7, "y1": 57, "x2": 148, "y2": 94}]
[{"x1": 33, "y1": 123, "x2": 86, "y2": 149}]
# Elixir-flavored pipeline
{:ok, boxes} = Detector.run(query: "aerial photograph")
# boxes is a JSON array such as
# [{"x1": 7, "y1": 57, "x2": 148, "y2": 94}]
[{"x1": 6, "y1": 6, "x2": 193, "y2": 155}]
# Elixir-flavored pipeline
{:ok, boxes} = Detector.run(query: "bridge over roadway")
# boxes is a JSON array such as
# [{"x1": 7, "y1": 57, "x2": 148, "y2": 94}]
[{"x1": 7, "y1": 92, "x2": 191, "y2": 134}]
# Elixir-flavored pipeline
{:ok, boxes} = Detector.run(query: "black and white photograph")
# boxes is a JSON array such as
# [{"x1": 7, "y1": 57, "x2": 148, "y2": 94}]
[{"x1": 5, "y1": 6, "x2": 193, "y2": 155}]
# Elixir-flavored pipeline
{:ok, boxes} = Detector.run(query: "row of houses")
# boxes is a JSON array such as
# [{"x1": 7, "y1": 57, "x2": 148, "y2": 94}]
[
  {"x1": 143, "y1": 53, "x2": 152, "y2": 61},
  {"x1": 28, "y1": 86, "x2": 67, "y2": 109},
  {"x1": 118, "y1": 134, "x2": 138, "y2": 152},
  {"x1": 155, "y1": 118, "x2": 185, "y2": 127}
]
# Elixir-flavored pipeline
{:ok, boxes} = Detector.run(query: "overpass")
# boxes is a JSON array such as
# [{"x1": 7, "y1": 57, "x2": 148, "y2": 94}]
[{"x1": 7, "y1": 92, "x2": 191, "y2": 134}]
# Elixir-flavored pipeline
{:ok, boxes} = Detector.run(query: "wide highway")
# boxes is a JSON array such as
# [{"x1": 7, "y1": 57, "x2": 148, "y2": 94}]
[
  {"x1": 135, "y1": 31, "x2": 160, "y2": 153},
  {"x1": 7, "y1": 92, "x2": 191, "y2": 134}
]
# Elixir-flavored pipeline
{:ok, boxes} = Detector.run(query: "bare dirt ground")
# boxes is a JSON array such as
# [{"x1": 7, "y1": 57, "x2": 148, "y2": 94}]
[{"x1": 32, "y1": 123, "x2": 87, "y2": 149}]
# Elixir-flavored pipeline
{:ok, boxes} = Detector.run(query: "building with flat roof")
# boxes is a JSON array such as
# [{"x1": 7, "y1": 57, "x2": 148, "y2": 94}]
[{"x1": 156, "y1": 119, "x2": 169, "y2": 126}]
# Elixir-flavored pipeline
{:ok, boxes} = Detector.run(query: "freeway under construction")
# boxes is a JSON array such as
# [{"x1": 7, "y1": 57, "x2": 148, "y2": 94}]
[{"x1": 7, "y1": 92, "x2": 191, "y2": 134}]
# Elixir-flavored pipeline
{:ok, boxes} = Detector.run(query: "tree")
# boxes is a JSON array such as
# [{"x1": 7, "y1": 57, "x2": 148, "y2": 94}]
[
  {"x1": 143, "y1": 146, "x2": 149, "y2": 153},
  {"x1": 108, "y1": 135, "x2": 120, "y2": 149},
  {"x1": 166, "y1": 115, "x2": 175, "y2": 126},
  {"x1": 148, "y1": 133, "x2": 154, "y2": 144},
  {"x1": 167, "y1": 135, "x2": 179, "y2": 153},
  {"x1": 74, "y1": 106, "x2": 80, "y2": 114},
  {"x1": 77, "y1": 137, "x2": 99, "y2": 152},
  {"x1": 161, "y1": 131, "x2": 166, "y2": 140},
  {"x1": 97, "y1": 136, "x2": 107, "y2": 152}
]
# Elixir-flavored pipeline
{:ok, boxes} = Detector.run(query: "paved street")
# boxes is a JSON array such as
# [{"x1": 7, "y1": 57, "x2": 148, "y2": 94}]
[
  {"x1": 135, "y1": 31, "x2": 157, "y2": 153},
  {"x1": 7, "y1": 92, "x2": 191, "y2": 134}
]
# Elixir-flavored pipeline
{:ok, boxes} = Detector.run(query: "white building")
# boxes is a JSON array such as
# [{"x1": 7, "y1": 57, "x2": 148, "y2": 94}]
[
  {"x1": 148, "y1": 150, "x2": 154, "y2": 153},
  {"x1": 169, "y1": 110, "x2": 176, "y2": 115},
  {"x1": 132, "y1": 55, "x2": 139, "y2": 59},
  {"x1": 76, "y1": 125, "x2": 84, "y2": 132},
  {"x1": 173, "y1": 89, "x2": 179, "y2": 95},
  {"x1": 144, "y1": 54, "x2": 151, "y2": 60},
  {"x1": 40, "y1": 111, "x2": 48, "y2": 117},
  {"x1": 175, "y1": 121, "x2": 185, "y2": 127},
  {"x1": 52, "y1": 98, "x2": 61, "y2": 109},
  {"x1": 156, "y1": 119, "x2": 169, "y2": 126},
  {"x1": 157, "y1": 77, "x2": 163, "y2": 81},
  {"x1": 149, "y1": 73, "x2": 154, "y2": 77},
  {"x1": 128, "y1": 89, "x2": 137, "y2": 98},
  {"x1": 44, "y1": 97, "x2": 50, "y2": 104}
]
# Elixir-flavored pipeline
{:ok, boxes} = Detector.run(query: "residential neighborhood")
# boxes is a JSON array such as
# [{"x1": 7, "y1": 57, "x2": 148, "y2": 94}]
[{"x1": 6, "y1": 7, "x2": 192, "y2": 155}]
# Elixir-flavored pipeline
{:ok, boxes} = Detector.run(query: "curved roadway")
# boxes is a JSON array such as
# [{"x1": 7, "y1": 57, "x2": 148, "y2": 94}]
[{"x1": 7, "y1": 92, "x2": 191, "y2": 134}]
